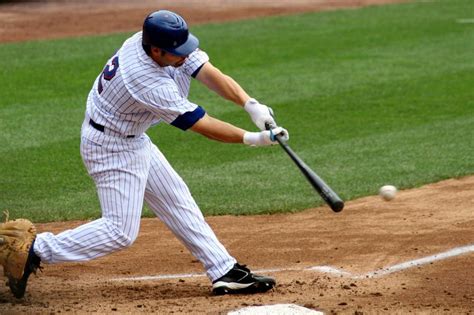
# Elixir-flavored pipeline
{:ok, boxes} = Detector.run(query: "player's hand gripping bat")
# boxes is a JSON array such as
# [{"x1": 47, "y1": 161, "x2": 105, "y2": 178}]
[{"x1": 266, "y1": 121, "x2": 344, "y2": 213}]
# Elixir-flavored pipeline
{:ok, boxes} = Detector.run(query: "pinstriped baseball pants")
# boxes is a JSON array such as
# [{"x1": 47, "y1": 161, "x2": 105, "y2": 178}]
[{"x1": 34, "y1": 123, "x2": 236, "y2": 281}]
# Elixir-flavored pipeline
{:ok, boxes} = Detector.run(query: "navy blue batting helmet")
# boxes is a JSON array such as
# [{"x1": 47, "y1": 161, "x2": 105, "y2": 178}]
[{"x1": 142, "y1": 10, "x2": 199, "y2": 57}]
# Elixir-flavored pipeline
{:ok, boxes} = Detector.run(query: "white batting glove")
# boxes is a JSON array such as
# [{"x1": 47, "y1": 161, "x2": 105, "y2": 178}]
[
  {"x1": 243, "y1": 127, "x2": 289, "y2": 147},
  {"x1": 244, "y1": 98, "x2": 277, "y2": 131}
]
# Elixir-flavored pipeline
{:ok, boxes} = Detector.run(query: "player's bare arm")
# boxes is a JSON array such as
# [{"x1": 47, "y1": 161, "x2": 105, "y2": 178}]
[
  {"x1": 195, "y1": 62, "x2": 250, "y2": 106},
  {"x1": 191, "y1": 113, "x2": 289, "y2": 146},
  {"x1": 191, "y1": 114, "x2": 245, "y2": 143},
  {"x1": 195, "y1": 62, "x2": 277, "y2": 131}
]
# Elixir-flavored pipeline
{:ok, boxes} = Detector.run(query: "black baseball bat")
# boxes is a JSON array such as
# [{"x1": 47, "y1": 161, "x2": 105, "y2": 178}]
[{"x1": 266, "y1": 123, "x2": 344, "y2": 213}]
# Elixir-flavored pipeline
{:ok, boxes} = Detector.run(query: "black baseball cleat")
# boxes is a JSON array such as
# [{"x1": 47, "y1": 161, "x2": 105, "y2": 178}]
[
  {"x1": 212, "y1": 263, "x2": 275, "y2": 295},
  {"x1": 7, "y1": 240, "x2": 41, "y2": 299}
]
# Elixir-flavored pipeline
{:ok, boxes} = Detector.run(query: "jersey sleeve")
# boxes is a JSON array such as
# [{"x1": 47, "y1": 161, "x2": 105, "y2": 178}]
[
  {"x1": 138, "y1": 84, "x2": 206, "y2": 130},
  {"x1": 182, "y1": 49, "x2": 209, "y2": 78}
]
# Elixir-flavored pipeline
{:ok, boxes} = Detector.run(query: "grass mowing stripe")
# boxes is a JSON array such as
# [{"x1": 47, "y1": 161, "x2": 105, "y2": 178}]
[
  {"x1": 0, "y1": 99, "x2": 84, "y2": 152},
  {"x1": 0, "y1": 0, "x2": 473, "y2": 221}
]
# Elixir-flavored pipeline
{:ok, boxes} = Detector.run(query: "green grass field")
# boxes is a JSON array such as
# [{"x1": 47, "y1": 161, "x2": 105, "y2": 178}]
[{"x1": 1, "y1": 0, "x2": 473, "y2": 222}]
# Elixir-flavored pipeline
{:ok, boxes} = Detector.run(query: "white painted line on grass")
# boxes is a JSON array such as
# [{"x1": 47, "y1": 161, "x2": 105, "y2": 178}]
[{"x1": 110, "y1": 244, "x2": 474, "y2": 282}]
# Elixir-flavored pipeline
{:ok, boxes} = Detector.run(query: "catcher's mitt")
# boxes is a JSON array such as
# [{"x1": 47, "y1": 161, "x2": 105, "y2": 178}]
[{"x1": 0, "y1": 213, "x2": 38, "y2": 298}]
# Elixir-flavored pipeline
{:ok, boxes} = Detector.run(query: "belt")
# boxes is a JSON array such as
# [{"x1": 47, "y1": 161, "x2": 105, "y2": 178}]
[{"x1": 89, "y1": 119, "x2": 135, "y2": 138}]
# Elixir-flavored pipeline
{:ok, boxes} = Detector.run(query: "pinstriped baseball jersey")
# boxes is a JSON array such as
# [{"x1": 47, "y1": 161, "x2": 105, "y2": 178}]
[
  {"x1": 87, "y1": 31, "x2": 208, "y2": 137},
  {"x1": 33, "y1": 31, "x2": 238, "y2": 282}
]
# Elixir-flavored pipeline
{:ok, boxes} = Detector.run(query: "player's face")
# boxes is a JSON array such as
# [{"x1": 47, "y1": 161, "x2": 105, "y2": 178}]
[
  {"x1": 168, "y1": 54, "x2": 187, "y2": 67},
  {"x1": 152, "y1": 48, "x2": 187, "y2": 67}
]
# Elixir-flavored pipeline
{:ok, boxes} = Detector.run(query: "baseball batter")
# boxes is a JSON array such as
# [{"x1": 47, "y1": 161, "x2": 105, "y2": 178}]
[{"x1": 1, "y1": 10, "x2": 289, "y2": 298}]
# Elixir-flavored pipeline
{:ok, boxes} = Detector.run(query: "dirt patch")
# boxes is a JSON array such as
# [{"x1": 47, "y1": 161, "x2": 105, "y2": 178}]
[
  {"x1": 0, "y1": 0, "x2": 410, "y2": 43},
  {"x1": 1, "y1": 0, "x2": 473, "y2": 313},
  {"x1": 1, "y1": 177, "x2": 473, "y2": 313}
]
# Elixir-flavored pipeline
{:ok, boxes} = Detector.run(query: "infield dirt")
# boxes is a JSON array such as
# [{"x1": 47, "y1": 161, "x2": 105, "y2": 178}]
[{"x1": 0, "y1": 1, "x2": 473, "y2": 314}]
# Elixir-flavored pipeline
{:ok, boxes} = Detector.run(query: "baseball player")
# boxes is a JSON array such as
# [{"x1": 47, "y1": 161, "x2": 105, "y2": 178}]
[{"x1": 1, "y1": 10, "x2": 289, "y2": 298}]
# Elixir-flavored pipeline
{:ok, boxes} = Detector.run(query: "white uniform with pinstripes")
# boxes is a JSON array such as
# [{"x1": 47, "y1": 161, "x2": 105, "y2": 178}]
[{"x1": 34, "y1": 32, "x2": 237, "y2": 281}]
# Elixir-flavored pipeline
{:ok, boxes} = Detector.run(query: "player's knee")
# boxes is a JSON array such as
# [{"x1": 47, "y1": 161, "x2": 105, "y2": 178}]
[
  {"x1": 104, "y1": 219, "x2": 139, "y2": 249},
  {"x1": 123, "y1": 229, "x2": 139, "y2": 247},
  {"x1": 117, "y1": 228, "x2": 139, "y2": 248},
  {"x1": 115, "y1": 232, "x2": 136, "y2": 249}
]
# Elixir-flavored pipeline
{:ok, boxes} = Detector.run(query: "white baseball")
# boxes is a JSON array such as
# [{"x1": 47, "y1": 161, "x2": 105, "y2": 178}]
[{"x1": 379, "y1": 185, "x2": 397, "y2": 201}]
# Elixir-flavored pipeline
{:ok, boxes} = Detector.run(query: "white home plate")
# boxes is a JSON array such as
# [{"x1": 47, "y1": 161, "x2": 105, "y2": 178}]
[{"x1": 228, "y1": 304, "x2": 323, "y2": 315}]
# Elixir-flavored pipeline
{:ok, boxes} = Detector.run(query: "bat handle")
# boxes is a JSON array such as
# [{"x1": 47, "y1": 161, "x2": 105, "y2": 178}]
[
  {"x1": 265, "y1": 122, "x2": 287, "y2": 147},
  {"x1": 265, "y1": 121, "x2": 275, "y2": 130}
]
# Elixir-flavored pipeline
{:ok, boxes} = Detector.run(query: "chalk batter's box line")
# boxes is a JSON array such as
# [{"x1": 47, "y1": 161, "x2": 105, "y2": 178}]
[{"x1": 110, "y1": 244, "x2": 474, "y2": 282}]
